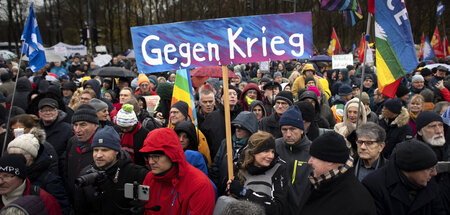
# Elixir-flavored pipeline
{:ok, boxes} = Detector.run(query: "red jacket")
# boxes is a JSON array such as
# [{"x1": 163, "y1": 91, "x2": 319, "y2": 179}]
[
  {"x1": 441, "y1": 88, "x2": 450, "y2": 102},
  {"x1": 140, "y1": 128, "x2": 215, "y2": 215}
]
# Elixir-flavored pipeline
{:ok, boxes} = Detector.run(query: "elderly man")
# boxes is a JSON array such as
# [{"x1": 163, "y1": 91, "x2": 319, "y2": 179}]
[
  {"x1": 430, "y1": 65, "x2": 448, "y2": 87},
  {"x1": 196, "y1": 87, "x2": 215, "y2": 128},
  {"x1": 140, "y1": 128, "x2": 215, "y2": 214},
  {"x1": 354, "y1": 122, "x2": 388, "y2": 181},
  {"x1": 64, "y1": 104, "x2": 99, "y2": 197},
  {"x1": 0, "y1": 154, "x2": 61, "y2": 215},
  {"x1": 275, "y1": 105, "x2": 312, "y2": 214},
  {"x1": 259, "y1": 91, "x2": 294, "y2": 138},
  {"x1": 415, "y1": 111, "x2": 447, "y2": 160},
  {"x1": 300, "y1": 132, "x2": 376, "y2": 215},
  {"x1": 38, "y1": 98, "x2": 73, "y2": 156},
  {"x1": 74, "y1": 126, "x2": 149, "y2": 214},
  {"x1": 362, "y1": 140, "x2": 445, "y2": 215},
  {"x1": 409, "y1": 74, "x2": 426, "y2": 97},
  {"x1": 135, "y1": 74, "x2": 156, "y2": 96}
]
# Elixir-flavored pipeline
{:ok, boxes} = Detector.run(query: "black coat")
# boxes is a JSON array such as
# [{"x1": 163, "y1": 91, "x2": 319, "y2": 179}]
[
  {"x1": 74, "y1": 151, "x2": 149, "y2": 215},
  {"x1": 301, "y1": 169, "x2": 377, "y2": 215},
  {"x1": 40, "y1": 111, "x2": 73, "y2": 156},
  {"x1": 259, "y1": 112, "x2": 282, "y2": 139},
  {"x1": 362, "y1": 160, "x2": 446, "y2": 215},
  {"x1": 379, "y1": 107, "x2": 413, "y2": 158}
]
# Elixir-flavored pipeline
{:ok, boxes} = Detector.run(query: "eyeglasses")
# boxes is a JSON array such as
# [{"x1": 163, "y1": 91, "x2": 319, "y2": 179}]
[
  {"x1": 356, "y1": 140, "x2": 378, "y2": 146},
  {"x1": 0, "y1": 174, "x2": 15, "y2": 181},
  {"x1": 146, "y1": 154, "x2": 162, "y2": 162},
  {"x1": 39, "y1": 108, "x2": 57, "y2": 113}
]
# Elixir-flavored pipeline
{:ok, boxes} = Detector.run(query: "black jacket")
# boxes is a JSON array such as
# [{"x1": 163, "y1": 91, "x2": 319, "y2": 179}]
[
  {"x1": 362, "y1": 158, "x2": 446, "y2": 215},
  {"x1": 74, "y1": 151, "x2": 149, "y2": 215},
  {"x1": 379, "y1": 107, "x2": 413, "y2": 158},
  {"x1": 301, "y1": 169, "x2": 377, "y2": 215},
  {"x1": 259, "y1": 112, "x2": 282, "y2": 138},
  {"x1": 40, "y1": 111, "x2": 73, "y2": 156}
]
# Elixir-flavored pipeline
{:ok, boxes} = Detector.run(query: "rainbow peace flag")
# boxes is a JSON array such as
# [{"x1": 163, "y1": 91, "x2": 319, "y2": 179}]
[{"x1": 170, "y1": 69, "x2": 197, "y2": 127}]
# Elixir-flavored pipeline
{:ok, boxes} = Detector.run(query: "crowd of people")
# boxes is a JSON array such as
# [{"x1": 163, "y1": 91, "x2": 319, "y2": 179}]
[{"x1": 0, "y1": 53, "x2": 449, "y2": 215}]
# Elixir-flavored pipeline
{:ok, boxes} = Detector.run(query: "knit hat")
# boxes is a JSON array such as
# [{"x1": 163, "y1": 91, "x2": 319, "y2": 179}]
[
  {"x1": 38, "y1": 98, "x2": 58, "y2": 110},
  {"x1": 364, "y1": 74, "x2": 373, "y2": 81},
  {"x1": 171, "y1": 101, "x2": 189, "y2": 120},
  {"x1": 355, "y1": 92, "x2": 370, "y2": 105},
  {"x1": 91, "y1": 126, "x2": 121, "y2": 151},
  {"x1": 89, "y1": 98, "x2": 108, "y2": 112},
  {"x1": 0, "y1": 72, "x2": 11, "y2": 82},
  {"x1": 263, "y1": 81, "x2": 282, "y2": 91},
  {"x1": 148, "y1": 75, "x2": 158, "y2": 86},
  {"x1": 305, "y1": 76, "x2": 315, "y2": 85},
  {"x1": 307, "y1": 86, "x2": 321, "y2": 98},
  {"x1": 280, "y1": 105, "x2": 304, "y2": 130},
  {"x1": 0, "y1": 154, "x2": 27, "y2": 179},
  {"x1": 116, "y1": 104, "x2": 138, "y2": 127},
  {"x1": 416, "y1": 111, "x2": 443, "y2": 132},
  {"x1": 396, "y1": 84, "x2": 410, "y2": 98},
  {"x1": 273, "y1": 72, "x2": 282, "y2": 79},
  {"x1": 61, "y1": 81, "x2": 77, "y2": 92},
  {"x1": 72, "y1": 104, "x2": 99, "y2": 125},
  {"x1": 310, "y1": 131, "x2": 349, "y2": 164},
  {"x1": 338, "y1": 84, "x2": 352, "y2": 96},
  {"x1": 275, "y1": 91, "x2": 293, "y2": 106},
  {"x1": 411, "y1": 74, "x2": 424, "y2": 83},
  {"x1": 138, "y1": 73, "x2": 151, "y2": 86},
  {"x1": 296, "y1": 101, "x2": 315, "y2": 122},
  {"x1": 250, "y1": 134, "x2": 276, "y2": 155},
  {"x1": 7, "y1": 134, "x2": 40, "y2": 159},
  {"x1": 383, "y1": 98, "x2": 402, "y2": 114},
  {"x1": 395, "y1": 139, "x2": 437, "y2": 172},
  {"x1": 420, "y1": 68, "x2": 432, "y2": 77}
]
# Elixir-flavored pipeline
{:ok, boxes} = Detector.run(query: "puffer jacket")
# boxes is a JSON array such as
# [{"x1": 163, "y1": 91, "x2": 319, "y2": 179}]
[{"x1": 140, "y1": 128, "x2": 216, "y2": 215}]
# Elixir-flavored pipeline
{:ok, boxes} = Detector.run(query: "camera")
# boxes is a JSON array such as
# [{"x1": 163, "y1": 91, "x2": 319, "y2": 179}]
[
  {"x1": 75, "y1": 167, "x2": 107, "y2": 187},
  {"x1": 437, "y1": 161, "x2": 450, "y2": 174}
]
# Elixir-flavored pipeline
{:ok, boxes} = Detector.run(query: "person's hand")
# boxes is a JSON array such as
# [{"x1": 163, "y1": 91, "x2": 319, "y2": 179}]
[
  {"x1": 229, "y1": 180, "x2": 246, "y2": 197},
  {"x1": 436, "y1": 80, "x2": 445, "y2": 90},
  {"x1": 155, "y1": 112, "x2": 163, "y2": 119}
]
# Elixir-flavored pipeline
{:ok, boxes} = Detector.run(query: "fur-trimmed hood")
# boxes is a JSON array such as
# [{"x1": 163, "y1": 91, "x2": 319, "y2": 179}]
[
  {"x1": 382, "y1": 107, "x2": 410, "y2": 127},
  {"x1": 28, "y1": 127, "x2": 46, "y2": 144}
]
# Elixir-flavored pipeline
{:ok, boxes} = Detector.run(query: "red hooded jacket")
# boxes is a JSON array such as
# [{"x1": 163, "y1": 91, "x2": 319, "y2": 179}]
[{"x1": 140, "y1": 128, "x2": 215, "y2": 215}]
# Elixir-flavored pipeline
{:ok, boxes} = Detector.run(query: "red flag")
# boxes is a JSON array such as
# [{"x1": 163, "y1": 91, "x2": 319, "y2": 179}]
[
  {"x1": 379, "y1": 78, "x2": 403, "y2": 98},
  {"x1": 327, "y1": 28, "x2": 341, "y2": 56},
  {"x1": 419, "y1": 33, "x2": 425, "y2": 59},
  {"x1": 369, "y1": 0, "x2": 374, "y2": 14},
  {"x1": 431, "y1": 26, "x2": 445, "y2": 58},
  {"x1": 444, "y1": 36, "x2": 449, "y2": 57},
  {"x1": 357, "y1": 33, "x2": 365, "y2": 63}
]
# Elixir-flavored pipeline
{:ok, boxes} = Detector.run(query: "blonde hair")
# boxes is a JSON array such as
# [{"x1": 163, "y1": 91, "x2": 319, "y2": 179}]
[
  {"x1": 288, "y1": 70, "x2": 301, "y2": 86},
  {"x1": 408, "y1": 94, "x2": 425, "y2": 111},
  {"x1": 68, "y1": 88, "x2": 83, "y2": 110}
]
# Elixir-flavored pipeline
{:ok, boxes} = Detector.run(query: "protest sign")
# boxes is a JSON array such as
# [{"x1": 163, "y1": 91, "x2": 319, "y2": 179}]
[
  {"x1": 131, "y1": 12, "x2": 313, "y2": 73},
  {"x1": 332, "y1": 54, "x2": 353, "y2": 69}
]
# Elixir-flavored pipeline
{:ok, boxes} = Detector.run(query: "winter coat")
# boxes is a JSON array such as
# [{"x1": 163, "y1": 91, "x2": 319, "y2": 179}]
[
  {"x1": 259, "y1": 112, "x2": 282, "y2": 138},
  {"x1": 174, "y1": 121, "x2": 212, "y2": 167},
  {"x1": 210, "y1": 111, "x2": 258, "y2": 195},
  {"x1": 334, "y1": 98, "x2": 367, "y2": 148},
  {"x1": 275, "y1": 136, "x2": 312, "y2": 214},
  {"x1": 235, "y1": 157, "x2": 289, "y2": 214},
  {"x1": 353, "y1": 155, "x2": 388, "y2": 182},
  {"x1": 0, "y1": 80, "x2": 15, "y2": 97},
  {"x1": 320, "y1": 103, "x2": 336, "y2": 128},
  {"x1": 141, "y1": 131, "x2": 216, "y2": 215},
  {"x1": 12, "y1": 77, "x2": 32, "y2": 111},
  {"x1": 40, "y1": 111, "x2": 73, "y2": 156},
  {"x1": 185, "y1": 150, "x2": 218, "y2": 198},
  {"x1": 301, "y1": 169, "x2": 377, "y2": 215},
  {"x1": 379, "y1": 107, "x2": 413, "y2": 158},
  {"x1": 362, "y1": 158, "x2": 446, "y2": 215},
  {"x1": 0, "y1": 195, "x2": 48, "y2": 215},
  {"x1": 117, "y1": 123, "x2": 149, "y2": 166},
  {"x1": 239, "y1": 83, "x2": 263, "y2": 111},
  {"x1": 28, "y1": 142, "x2": 70, "y2": 214},
  {"x1": 200, "y1": 103, "x2": 243, "y2": 159},
  {"x1": 366, "y1": 108, "x2": 379, "y2": 124},
  {"x1": 74, "y1": 151, "x2": 150, "y2": 215},
  {"x1": 249, "y1": 100, "x2": 267, "y2": 120},
  {"x1": 0, "y1": 179, "x2": 62, "y2": 215},
  {"x1": 292, "y1": 67, "x2": 325, "y2": 98}
]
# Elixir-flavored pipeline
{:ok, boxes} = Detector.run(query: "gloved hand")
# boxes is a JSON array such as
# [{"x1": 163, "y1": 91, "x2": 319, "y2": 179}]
[{"x1": 229, "y1": 180, "x2": 246, "y2": 197}]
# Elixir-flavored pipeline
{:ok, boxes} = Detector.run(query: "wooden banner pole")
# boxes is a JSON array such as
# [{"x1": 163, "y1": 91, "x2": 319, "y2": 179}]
[{"x1": 222, "y1": 65, "x2": 234, "y2": 180}]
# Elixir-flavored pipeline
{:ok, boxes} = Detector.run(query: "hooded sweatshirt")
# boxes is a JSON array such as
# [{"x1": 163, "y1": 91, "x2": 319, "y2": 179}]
[{"x1": 239, "y1": 83, "x2": 264, "y2": 111}]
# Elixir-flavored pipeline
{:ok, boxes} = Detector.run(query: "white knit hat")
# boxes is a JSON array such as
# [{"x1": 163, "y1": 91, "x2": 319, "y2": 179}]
[
  {"x1": 116, "y1": 104, "x2": 138, "y2": 127},
  {"x1": 7, "y1": 134, "x2": 40, "y2": 158}
]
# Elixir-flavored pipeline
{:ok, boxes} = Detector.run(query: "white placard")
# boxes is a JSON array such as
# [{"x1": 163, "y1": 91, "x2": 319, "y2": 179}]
[
  {"x1": 94, "y1": 54, "x2": 113, "y2": 67},
  {"x1": 332, "y1": 54, "x2": 353, "y2": 69},
  {"x1": 259, "y1": 61, "x2": 270, "y2": 72}
]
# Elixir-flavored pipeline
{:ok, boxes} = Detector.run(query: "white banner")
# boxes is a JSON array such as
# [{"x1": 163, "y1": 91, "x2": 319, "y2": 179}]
[{"x1": 332, "y1": 54, "x2": 353, "y2": 69}]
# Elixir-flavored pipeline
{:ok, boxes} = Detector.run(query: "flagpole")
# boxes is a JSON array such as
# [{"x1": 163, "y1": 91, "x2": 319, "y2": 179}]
[
  {"x1": 2, "y1": 43, "x2": 26, "y2": 155},
  {"x1": 222, "y1": 65, "x2": 234, "y2": 180},
  {"x1": 356, "y1": 12, "x2": 372, "y2": 128}
]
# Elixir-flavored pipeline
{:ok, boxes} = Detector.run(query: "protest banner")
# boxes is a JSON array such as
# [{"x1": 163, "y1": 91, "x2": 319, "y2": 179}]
[
  {"x1": 332, "y1": 54, "x2": 353, "y2": 69},
  {"x1": 131, "y1": 12, "x2": 313, "y2": 73}
]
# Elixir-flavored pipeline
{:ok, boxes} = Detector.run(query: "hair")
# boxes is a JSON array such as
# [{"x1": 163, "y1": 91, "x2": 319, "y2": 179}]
[
  {"x1": 288, "y1": 70, "x2": 301, "y2": 86},
  {"x1": 221, "y1": 200, "x2": 265, "y2": 215},
  {"x1": 238, "y1": 131, "x2": 274, "y2": 182},
  {"x1": 81, "y1": 88, "x2": 96, "y2": 99},
  {"x1": 356, "y1": 122, "x2": 386, "y2": 143},
  {"x1": 9, "y1": 114, "x2": 39, "y2": 129},
  {"x1": 124, "y1": 96, "x2": 140, "y2": 115},
  {"x1": 408, "y1": 94, "x2": 424, "y2": 111},
  {"x1": 120, "y1": 86, "x2": 134, "y2": 94},
  {"x1": 68, "y1": 88, "x2": 83, "y2": 110},
  {"x1": 419, "y1": 89, "x2": 434, "y2": 102},
  {"x1": 433, "y1": 101, "x2": 450, "y2": 114},
  {"x1": 157, "y1": 76, "x2": 166, "y2": 83},
  {"x1": 198, "y1": 88, "x2": 215, "y2": 101}
]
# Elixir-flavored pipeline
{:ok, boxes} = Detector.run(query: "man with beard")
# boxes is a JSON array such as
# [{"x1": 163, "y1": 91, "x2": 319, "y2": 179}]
[{"x1": 415, "y1": 111, "x2": 447, "y2": 160}]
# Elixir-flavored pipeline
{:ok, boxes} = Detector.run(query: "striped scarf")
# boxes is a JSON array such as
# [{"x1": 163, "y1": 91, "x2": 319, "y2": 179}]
[{"x1": 309, "y1": 156, "x2": 354, "y2": 190}]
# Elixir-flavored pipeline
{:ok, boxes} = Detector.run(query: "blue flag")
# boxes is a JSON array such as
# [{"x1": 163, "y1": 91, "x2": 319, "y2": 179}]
[
  {"x1": 21, "y1": 3, "x2": 46, "y2": 72},
  {"x1": 437, "y1": 2, "x2": 445, "y2": 17},
  {"x1": 423, "y1": 37, "x2": 436, "y2": 61}
]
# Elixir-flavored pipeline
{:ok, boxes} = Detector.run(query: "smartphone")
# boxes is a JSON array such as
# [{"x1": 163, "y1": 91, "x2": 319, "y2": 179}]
[
  {"x1": 436, "y1": 161, "x2": 450, "y2": 174},
  {"x1": 14, "y1": 128, "x2": 24, "y2": 137},
  {"x1": 124, "y1": 183, "x2": 150, "y2": 201}
]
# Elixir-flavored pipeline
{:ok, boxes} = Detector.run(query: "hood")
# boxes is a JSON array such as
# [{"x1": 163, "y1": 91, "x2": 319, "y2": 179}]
[
  {"x1": 338, "y1": 68, "x2": 349, "y2": 82},
  {"x1": 231, "y1": 111, "x2": 259, "y2": 134},
  {"x1": 249, "y1": 100, "x2": 267, "y2": 118},
  {"x1": 28, "y1": 127, "x2": 46, "y2": 144},
  {"x1": 140, "y1": 128, "x2": 188, "y2": 176},
  {"x1": 343, "y1": 98, "x2": 367, "y2": 125},
  {"x1": 83, "y1": 79, "x2": 101, "y2": 98},
  {"x1": 16, "y1": 77, "x2": 32, "y2": 92},
  {"x1": 173, "y1": 121, "x2": 198, "y2": 151},
  {"x1": 391, "y1": 107, "x2": 410, "y2": 127},
  {"x1": 301, "y1": 64, "x2": 316, "y2": 75},
  {"x1": 298, "y1": 91, "x2": 320, "y2": 113},
  {"x1": 135, "y1": 95, "x2": 147, "y2": 110},
  {"x1": 240, "y1": 83, "x2": 263, "y2": 102}
]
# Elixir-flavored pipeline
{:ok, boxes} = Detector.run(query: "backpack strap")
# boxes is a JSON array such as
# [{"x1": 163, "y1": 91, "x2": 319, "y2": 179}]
[{"x1": 29, "y1": 184, "x2": 41, "y2": 196}]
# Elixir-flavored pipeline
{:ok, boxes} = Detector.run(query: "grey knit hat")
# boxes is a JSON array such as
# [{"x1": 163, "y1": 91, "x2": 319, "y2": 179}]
[{"x1": 89, "y1": 98, "x2": 108, "y2": 112}]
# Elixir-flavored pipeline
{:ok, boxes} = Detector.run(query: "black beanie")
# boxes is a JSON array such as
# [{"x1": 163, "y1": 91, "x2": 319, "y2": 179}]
[
  {"x1": 383, "y1": 98, "x2": 402, "y2": 114},
  {"x1": 171, "y1": 101, "x2": 189, "y2": 120},
  {"x1": 251, "y1": 136, "x2": 276, "y2": 155},
  {"x1": 395, "y1": 139, "x2": 437, "y2": 172},
  {"x1": 296, "y1": 101, "x2": 315, "y2": 122},
  {"x1": 416, "y1": 111, "x2": 443, "y2": 132},
  {"x1": 0, "y1": 154, "x2": 27, "y2": 179},
  {"x1": 275, "y1": 91, "x2": 293, "y2": 106},
  {"x1": 310, "y1": 131, "x2": 349, "y2": 164},
  {"x1": 396, "y1": 84, "x2": 410, "y2": 98},
  {"x1": 420, "y1": 68, "x2": 432, "y2": 77},
  {"x1": 72, "y1": 104, "x2": 99, "y2": 125}
]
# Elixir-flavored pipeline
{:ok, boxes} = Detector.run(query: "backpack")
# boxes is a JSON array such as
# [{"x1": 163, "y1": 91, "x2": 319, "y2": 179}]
[{"x1": 142, "y1": 116, "x2": 163, "y2": 131}]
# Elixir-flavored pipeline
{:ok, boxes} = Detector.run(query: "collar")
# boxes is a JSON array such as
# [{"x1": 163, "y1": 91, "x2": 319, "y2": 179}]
[
  {"x1": 2, "y1": 179, "x2": 26, "y2": 206},
  {"x1": 309, "y1": 156, "x2": 354, "y2": 190}
]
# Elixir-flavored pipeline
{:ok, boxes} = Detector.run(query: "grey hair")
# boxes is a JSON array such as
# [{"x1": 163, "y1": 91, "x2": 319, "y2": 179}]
[
  {"x1": 356, "y1": 122, "x2": 386, "y2": 143},
  {"x1": 220, "y1": 200, "x2": 265, "y2": 215}
]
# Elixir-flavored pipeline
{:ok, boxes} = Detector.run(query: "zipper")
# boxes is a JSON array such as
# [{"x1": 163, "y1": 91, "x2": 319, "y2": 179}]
[{"x1": 169, "y1": 192, "x2": 179, "y2": 215}]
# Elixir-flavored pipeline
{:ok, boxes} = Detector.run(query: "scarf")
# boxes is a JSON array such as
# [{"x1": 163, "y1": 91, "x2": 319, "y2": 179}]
[
  {"x1": 2, "y1": 180, "x2": 26, "y2": 206},
  {"x1": 120, "y1": 122, "x2": 141, "y2": 162},
  {"x1": 309, "y1": 156, "x2": 354, "y2": 190},
  {"x1": 246, "y1": 95, "x2": 255, "y2": 106},
  {"x1": 409, "y1": 111, "x2": 419, "y2": 119}
]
